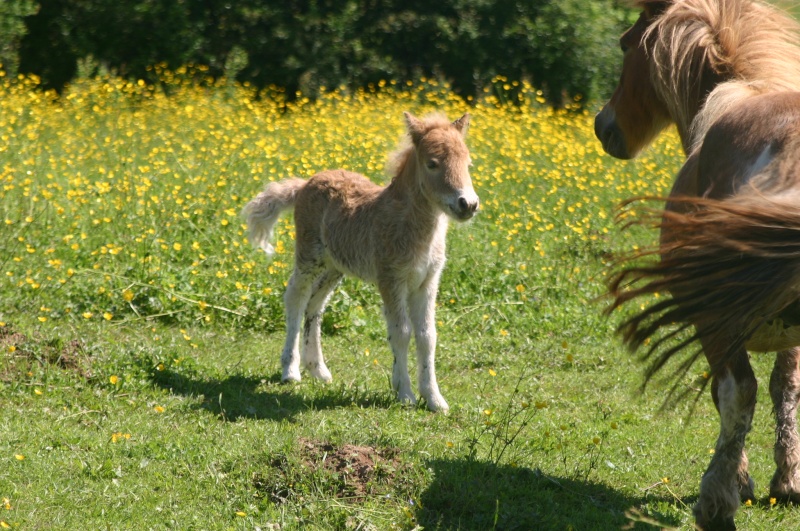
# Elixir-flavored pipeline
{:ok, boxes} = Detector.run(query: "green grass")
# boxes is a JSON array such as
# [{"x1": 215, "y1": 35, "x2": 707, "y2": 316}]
[{"x1": 0, "y1": 75, "x2": 798, "y2": 530}]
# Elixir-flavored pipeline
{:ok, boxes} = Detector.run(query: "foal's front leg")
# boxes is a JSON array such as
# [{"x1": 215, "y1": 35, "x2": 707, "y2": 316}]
[
  {"x1": 694, "y1": 345, "x2": 757, "y2": 531},
  {"x1": 770, "y1": 347, "x2": 800, "y2": 503},
  {"x1": 380, "y1": 284, "x2": 416, "y2": 406},
  {"x1": 409, "y1": 278, "x2": 448, "y2": 413}
]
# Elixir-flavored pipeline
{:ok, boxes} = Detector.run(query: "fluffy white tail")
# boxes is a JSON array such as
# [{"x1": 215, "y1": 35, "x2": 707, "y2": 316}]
[{"x1": 242, "y1": 178, "x2": 306, "y2": 257}]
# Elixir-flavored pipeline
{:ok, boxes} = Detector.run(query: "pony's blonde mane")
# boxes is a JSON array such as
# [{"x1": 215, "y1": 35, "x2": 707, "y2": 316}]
[
  {"x1": 642, "y1": 0, "x2": 800, "y2": 150},
  {"x1": 386, "y1": 113, "x2": 453, "y2": 179}
]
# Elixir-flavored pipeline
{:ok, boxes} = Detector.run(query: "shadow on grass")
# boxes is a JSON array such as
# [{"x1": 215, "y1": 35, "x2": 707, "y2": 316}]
[
  {"x1": 143, "y1": 364, "x2": 396, "y2": 422},
  {"x1": 418, "y1": 458, "x2": 682, "y2": 530}
]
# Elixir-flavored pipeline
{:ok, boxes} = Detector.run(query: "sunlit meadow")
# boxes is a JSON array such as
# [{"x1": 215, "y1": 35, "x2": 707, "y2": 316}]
[{"x1": 1, "y1": 69, "x2": 794, "y2": 529}]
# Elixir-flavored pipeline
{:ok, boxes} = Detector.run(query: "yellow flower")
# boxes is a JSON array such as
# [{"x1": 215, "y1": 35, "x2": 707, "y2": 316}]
[
  {"x1": 235, "y1": 511, "x2": 246, "y2": 517},
  {"x1": 592, "y1": 437, "x2": 601, "y2": 445},
  {"x1": 154, "y1": 405, "x2": 165, "y2": 413},
  {"x1": 122, "y1": 289, "x2": 134, "y2": 302},
  {"x1": 1, "y1": 521, "x2": 10, "y2": 528},
  {"x1": 82, "y1": 312, "x2": 93, "y2": 319},
  {"x1": 488, "y1": 369, "x2": 497, "y2": 377},
  {"x1": 744, "y1": 499, "x2": 752, "y2": 507},
  {"x1": 34, "y1": 388, "x2": 42, "y2": 395},
  {"x1": 103, "y1": 312, "x2": 113, "y2": 321},
  {"x1": 109, "y1": 375, "x2": 119, "y2": 385},
  {"x1": 770, "y1": 497, "x2": 777, "y2": 507},
  {"x1": 173, "y1": 242, "x2": 182, "y2": 251},
  {"x1": 14, "y1": 454, "x2": 24, "y2": 461}
]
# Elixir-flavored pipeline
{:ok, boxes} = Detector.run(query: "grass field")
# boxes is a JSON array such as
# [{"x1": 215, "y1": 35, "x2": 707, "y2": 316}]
[{"x1": 1, "y1": 71, "x2": 798, "y2": 530}]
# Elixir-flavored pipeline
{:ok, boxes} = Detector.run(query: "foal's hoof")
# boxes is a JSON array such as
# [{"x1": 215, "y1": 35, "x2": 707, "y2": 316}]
[
  {"x1": 281, "y1": 368, "x2": 302, "y2": 383},
  {"x1": 396, "y1": 391, "x2": 417, "y2": 407},
  {"x1": 305, "y1": 364, "x2": 333, "y2": 383},
  {"x1": 424, "y1": 395, "x2": 450, "y2": 414}
]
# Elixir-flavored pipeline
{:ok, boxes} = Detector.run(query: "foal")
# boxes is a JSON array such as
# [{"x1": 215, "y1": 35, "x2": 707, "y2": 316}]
[{"x1": 243, "y1": 112, "x2": 478, "y2": 413}]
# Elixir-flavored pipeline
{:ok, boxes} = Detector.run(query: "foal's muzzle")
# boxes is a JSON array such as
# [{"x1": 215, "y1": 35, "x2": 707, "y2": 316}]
[{"x1": 453, "y1": 194, "x2": 480, "y2": 220}]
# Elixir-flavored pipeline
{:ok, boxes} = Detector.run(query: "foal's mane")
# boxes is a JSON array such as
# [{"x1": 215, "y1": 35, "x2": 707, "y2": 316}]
[
  {"x1": 639, "y1": 0, "x2": 800, "y2": 149},
  {"x1": 386, "y1": 113, "x2": 453, "y2": 180}
]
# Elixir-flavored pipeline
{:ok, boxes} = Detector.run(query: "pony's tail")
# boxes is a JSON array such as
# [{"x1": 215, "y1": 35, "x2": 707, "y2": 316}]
[
  {"x1": 242, "y1": 178, "x2": 306, "y2": 257},
  {"x1": 608, "y1": 192, "x2": 800, "y2": 387}
]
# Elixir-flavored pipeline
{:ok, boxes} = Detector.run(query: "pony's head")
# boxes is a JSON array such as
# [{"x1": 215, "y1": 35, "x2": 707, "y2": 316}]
[
  {"x1": 596, "y1": 0, "x2": 800, "y2": 159},
  {"x1": 403, "y1": 112, "x2": 479, "y2": 221},
  {"x1": 595, "y1": 2, "x2": 673, "y2": 159}
]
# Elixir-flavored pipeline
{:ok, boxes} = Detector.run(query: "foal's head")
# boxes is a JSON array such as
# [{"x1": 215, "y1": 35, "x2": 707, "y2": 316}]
[
  {"x1": 403, "y1": 112, "x2": 479, "y2": 221},
  {"x1": 595, "y1": 2, "x2": 672, "y2": 159}
]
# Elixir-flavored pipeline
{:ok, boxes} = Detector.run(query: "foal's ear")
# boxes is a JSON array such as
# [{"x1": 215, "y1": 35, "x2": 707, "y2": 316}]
[
  {"x1": 452, "y1": 113, "x2": 470, "y2": 138},
  {"x1": 404, "y1": 112, "x2": 425, "y2": 144}
]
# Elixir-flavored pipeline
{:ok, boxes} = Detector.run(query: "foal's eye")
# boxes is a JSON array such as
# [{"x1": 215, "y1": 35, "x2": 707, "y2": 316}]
[
  {"x1": 620, "y1": 41, "x2": 629, "y2": 54},
  {"x1": 426, "y1": 159, "x2": 439, "y2": 170}
]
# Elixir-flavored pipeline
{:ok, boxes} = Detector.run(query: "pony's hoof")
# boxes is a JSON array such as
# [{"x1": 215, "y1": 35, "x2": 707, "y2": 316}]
[
  {"x1": 694, "y1": 507, "x2": 736, "y2": 531},
  {"x1": 425, "y1": 395, "x2": 450, "y2": 413},
  {"x1": 738, "y1": 475, "x2": 755, "y2": 503},
  {"x1": 397, "y1": 391, "x2": 417, "y2": 407},
  {"x1": 769, "y1": 485, "x2": 800, "y2": 504},
  {"x1": 281, "y1": 369, "x2": 302, "y2": 383},
  {"x1": 306, "y1": 364, "x2": 332, "y2": 383}
]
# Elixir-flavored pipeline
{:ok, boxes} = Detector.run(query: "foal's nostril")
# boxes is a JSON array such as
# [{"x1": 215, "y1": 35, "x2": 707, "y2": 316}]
[{"x1": 458, "y1": 197, "x2": 469, "y2": 212}]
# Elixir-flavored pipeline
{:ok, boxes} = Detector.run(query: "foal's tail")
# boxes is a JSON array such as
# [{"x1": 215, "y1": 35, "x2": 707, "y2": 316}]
[
  {"x1": 242, "y1": 178, "x2": 306, "y2": 257},
  {"x1": 608, "y1": 191, "x2": 800, "y2": 385}
]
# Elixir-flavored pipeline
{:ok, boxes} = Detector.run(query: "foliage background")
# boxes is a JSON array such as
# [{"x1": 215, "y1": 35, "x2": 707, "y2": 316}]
[{"x1": 1, "y1": 0, "x2": 633, "y2": 106}]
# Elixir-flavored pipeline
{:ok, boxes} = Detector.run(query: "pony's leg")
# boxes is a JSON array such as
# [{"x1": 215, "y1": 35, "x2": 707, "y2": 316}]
[
  {"x1": 409, "y1": 277, "x2": 448, "y2": 413},
  {"x1": 379, "y1": 283, "x2": 415, "y2": 406},
  {"x1": 694, "y1": 344, "x2": 757, "y2": 531},
  {"x1": 301, "y1": 269, "x2": 343, "y2": 382},
  {"x1": 279, "y1": 267, "x2": 316, "y2": 383},
  {"x1": 769, "y1": 347, "x2": 800, "y2": 503}
]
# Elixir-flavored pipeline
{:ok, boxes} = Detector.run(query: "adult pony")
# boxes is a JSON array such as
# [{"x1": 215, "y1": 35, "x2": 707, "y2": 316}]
[
  {"x1": 243, "y1": 112, "x2": 478, "y2": 413},
  {"x1": 595, "y1": 0, "x2": 800, "y2": 528}
]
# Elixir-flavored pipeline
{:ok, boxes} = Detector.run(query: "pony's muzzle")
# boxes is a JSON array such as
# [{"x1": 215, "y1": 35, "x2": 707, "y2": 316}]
[
  {"x1": 454, "y1": 194, "x2": 480, "y2": 220},
  {"x1": 594, "y1": 108, "x2": 632, "y2": 160}
]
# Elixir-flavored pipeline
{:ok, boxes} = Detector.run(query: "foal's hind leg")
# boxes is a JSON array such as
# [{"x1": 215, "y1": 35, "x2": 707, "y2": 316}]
[
  {"x1": 279, "y1": 267, "x2": 317, "y2": 382},
  {"x1": 301, "y1": 268, "x2": 343, "y2": 382},
  {"x1": 694, "y1": 344, "x2": 757, "y2": 531},
  {"x1": 769, "y1": 347, "x2": 800, "y2": 503}
]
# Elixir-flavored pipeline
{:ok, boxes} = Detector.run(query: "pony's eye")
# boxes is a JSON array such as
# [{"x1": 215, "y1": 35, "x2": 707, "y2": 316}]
[
  {"x1": 620, "y1": 41, "x2": 629, "y2": 53},
  {"x1": 426, "y1": 159, "x2": 439, "y2": 170}
]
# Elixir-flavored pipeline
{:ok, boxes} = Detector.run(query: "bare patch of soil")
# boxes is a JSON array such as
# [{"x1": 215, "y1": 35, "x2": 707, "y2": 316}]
[
  {"x1": 0, "y1": 323, "x2": 92, "y2": 381},
  {"x1": 254, "y1": 437, "x2": 412, "y2": 505}
]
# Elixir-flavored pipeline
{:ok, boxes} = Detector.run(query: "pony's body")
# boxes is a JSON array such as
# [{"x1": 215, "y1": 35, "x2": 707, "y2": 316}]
[
  {"x1": 596, "y1": 0, "x2": 800, "y2": 528},
  {"x1": 244, "y1": 113, "x2": 478, "y2": 413}
]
